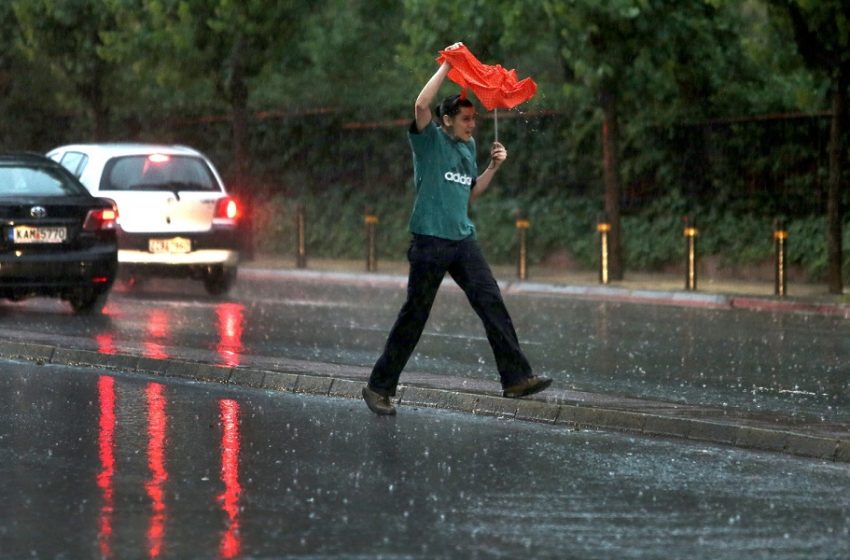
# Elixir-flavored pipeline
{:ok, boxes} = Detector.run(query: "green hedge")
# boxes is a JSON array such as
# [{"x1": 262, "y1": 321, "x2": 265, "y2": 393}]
[{"x1": 251, "y1": 184, "x2": 850, "y2": 281}]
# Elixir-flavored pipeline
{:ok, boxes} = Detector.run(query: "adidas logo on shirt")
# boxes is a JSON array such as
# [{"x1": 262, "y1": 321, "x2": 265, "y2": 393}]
[{"x1": 444, "y1": 171, "x2": 473, "y2": 186}]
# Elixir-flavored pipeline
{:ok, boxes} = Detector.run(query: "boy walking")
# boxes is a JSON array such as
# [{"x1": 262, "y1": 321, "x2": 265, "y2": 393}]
[{"x1": 363, "y1": 43, "x2": 551, "y2": 415}]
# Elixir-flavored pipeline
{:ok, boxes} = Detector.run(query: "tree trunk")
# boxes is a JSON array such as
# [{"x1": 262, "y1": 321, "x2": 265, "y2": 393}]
[
  {"x1": 229, "y1": 35, "x2": 249, "y2": 182},
  {"x1": 92, "y1": 100, "x2": 110, "y2": 142},
  {"x1": 88, "y1": 60, "x2": 109, "y2": 141},
  {"x1": 600, "y1": 88, "x2": 624, "y2": 280},
  {"x1": 227, "y1": 35, "x2": 255, "y2": 260},
  {"x1": 826, "y1": 73, "x2": 847, "y2": 294}
]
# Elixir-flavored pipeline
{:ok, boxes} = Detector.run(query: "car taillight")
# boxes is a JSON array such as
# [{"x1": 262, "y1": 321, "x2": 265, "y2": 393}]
[
  {"x1": 214, "y1": 197, "x2": 239, "y2": 221},
  {"x1": 83, "y1": 207, "x2": 118, "y2": 231}
]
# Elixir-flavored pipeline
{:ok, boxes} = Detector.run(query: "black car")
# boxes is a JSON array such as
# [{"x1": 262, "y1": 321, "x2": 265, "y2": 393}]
[{"x1": 0, "y1": 153, "x2": 118, "y2": 314}]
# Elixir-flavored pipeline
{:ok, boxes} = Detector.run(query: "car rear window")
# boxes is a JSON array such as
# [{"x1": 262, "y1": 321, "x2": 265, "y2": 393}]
[
  {"x1": 0, "y1": 165, "x2": 89, "y2": 197},
  {"x1": 101, "y1": 155, "x2": 221, "y2": 192}
]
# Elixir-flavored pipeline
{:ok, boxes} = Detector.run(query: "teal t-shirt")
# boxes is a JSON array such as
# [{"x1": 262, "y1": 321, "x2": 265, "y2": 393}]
[{"x1": 407, "y1": 121, "x2": 477, "y2": 240}]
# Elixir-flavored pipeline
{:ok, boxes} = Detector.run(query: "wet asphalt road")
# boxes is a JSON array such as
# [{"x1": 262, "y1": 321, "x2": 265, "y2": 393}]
[
  {"x1": 0, "y1": 270, "x2": 847, "y2": 422},
  {"x1": 1, "y1": 359, "x2": 849, "y2": 559}
]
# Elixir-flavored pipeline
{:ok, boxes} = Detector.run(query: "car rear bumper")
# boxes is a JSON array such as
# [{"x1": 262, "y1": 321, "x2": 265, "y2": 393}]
[
  {"x1": 117, "y1": 228, "x2": 240, "y2": 266},
  {"x1": 0, "y1": 246, "x2": 117, "y2": 294},
  {"x1": 119, "y1": 248, "x2": 239, "y2": 266}
]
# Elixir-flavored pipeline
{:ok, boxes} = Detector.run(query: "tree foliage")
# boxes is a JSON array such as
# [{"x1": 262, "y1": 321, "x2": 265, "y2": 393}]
[
  {"x1": 13, "y1": 0, "x2": 128, "y2": 139},
  {"x1": 1, "y1": 0, "x2": 846, "y2": 283},
  {"x1": 766, "y1": 0, "x2": 850, "y2": 292}
]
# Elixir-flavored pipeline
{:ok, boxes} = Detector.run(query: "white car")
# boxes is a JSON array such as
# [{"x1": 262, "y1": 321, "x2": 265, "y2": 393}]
[{"x1": 47, "y1": 143, "x2": 240, "y2": 295}]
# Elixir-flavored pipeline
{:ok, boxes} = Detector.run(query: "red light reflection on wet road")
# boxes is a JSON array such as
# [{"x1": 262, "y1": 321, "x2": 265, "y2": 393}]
[
  {"x1": 216, "y1": 303, "x2": 245, "y2": 367},
  {"x1": 145, "y1": 383, "x2": 168, "y2": 558},
  {"x1": 144, "y1": 310, "x2": 170, "y2": 360},
  {"x1": 96, "y1": 332, "x2": 117, "y2": 355},
  {"x1": 218, "y1": 399, "x2": 242, "y2": 558},
  {"x1": 93, "y1": 376, "x2": 250, "y2": 557},
  {"x1": 97, "y1": 376, "x2": 116, "y2": 558}
]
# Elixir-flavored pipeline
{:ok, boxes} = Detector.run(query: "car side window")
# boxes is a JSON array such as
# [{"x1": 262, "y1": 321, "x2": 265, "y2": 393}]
[{"x1": 58, "y1": 152, "x2": 88, "y2": 178}]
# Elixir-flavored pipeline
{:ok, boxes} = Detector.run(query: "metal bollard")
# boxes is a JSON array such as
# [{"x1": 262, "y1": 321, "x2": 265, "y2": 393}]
[
  {"x1": 365, "y1": 211, "x2": 379, "y2": 272},
  {"x1": 597, "y1": 212, "x2": 611, "y2": 285},
  {"x1": 774, "y1": 218, "x2": 788, "y2": 297},
  {"x1": 683, "y1": 216, "x2": 698, "y2": 291},
  {"x1": 295, "y1": 203, "x2": 307, "y2": 269},
  {"x1": 515, "y1": 210, "x2": 530, "y2": 281}
]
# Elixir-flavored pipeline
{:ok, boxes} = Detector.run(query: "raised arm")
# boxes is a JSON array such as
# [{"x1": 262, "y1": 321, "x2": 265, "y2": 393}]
[{"x1": 414, "y1": 42, "x2": 462, "y2": 132}]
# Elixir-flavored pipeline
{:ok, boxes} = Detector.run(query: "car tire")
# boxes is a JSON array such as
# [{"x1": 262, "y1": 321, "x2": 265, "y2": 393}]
[
  {"x1": 203, "y1": 265, "x2": 237, "y2": 296},
  {"x1": 68, "y1": 289, "x2": 109, "y2": 315}
]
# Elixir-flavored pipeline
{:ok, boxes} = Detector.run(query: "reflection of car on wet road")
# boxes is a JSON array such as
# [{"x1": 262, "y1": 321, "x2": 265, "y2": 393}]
[
  {"x1": 0, "y1": 153, "x2": 118, "y2": 314},
  {"x1": 47, "y1": 143, "x2": 240, "y2": 296}
]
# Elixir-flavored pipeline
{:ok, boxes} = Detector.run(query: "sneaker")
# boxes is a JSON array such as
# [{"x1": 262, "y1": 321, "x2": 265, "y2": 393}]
[
  {"x1": 502, "y1": 375, "x2": 553, "y2": 398},
  {"x1": 362, "y1": 386, "x2": 397, "y2": 416}
]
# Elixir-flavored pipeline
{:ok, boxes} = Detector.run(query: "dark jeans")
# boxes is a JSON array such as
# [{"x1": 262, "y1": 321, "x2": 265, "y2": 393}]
[{"x1": 368, "y1": 234, "x2": 532, "y2": 396}]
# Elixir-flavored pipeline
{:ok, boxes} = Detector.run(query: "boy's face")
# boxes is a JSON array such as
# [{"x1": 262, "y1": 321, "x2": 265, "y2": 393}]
[{"x1": 443, "y1": 106, "x2": 477, "y2": 142}]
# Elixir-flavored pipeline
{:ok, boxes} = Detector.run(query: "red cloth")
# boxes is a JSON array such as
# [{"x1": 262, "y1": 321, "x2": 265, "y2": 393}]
[{"x1": 436, "y1": 45, "x2": 537, "y2": 111}]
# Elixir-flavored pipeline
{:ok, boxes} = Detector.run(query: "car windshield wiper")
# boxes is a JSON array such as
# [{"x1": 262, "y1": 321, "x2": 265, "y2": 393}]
[
  {"x1": 163, "y1": 181, "x2": 217, "y2": 201},
  {"x1": 122, "y1": 181, "x2": 216, "y2": 200},
  {"x1": 164, "y1": 181, "x2": 215, "y2": 192},
  {"x1": 125, "y1": 182, "x2": 171, "y2": 191}
]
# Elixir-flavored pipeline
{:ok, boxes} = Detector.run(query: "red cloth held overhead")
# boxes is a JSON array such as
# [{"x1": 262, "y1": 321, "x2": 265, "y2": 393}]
[{"x1": 436, "y1": 45, "x2": 537, "y2": 111}]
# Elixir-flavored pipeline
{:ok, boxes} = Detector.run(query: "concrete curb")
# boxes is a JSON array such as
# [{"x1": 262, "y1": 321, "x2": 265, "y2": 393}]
[{"x1": 2, "y1": 339, "x2": 847, "y2": 464}]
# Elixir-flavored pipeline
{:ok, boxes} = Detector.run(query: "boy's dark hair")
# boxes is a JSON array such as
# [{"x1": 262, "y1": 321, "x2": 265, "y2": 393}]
[{"x1": 436, "y1": 94, "x2": 474, "y2": 119}]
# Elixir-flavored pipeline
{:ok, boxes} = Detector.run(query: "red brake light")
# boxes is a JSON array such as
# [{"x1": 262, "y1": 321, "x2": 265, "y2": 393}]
[
  {"x1": 148, "y1": 154, "x2": 170, "y2": 164},
  {"x1": 215, "y1": 197, "x2": 239, "y2": 221},
  {"x1": 83, "y1": 207, "x2": 119, "y2": 231}
]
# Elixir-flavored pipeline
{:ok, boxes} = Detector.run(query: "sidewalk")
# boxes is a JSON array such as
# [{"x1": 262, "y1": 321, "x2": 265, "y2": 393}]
[{"x1": 244, "y1": 254, "x2": 850, "y2": 317}]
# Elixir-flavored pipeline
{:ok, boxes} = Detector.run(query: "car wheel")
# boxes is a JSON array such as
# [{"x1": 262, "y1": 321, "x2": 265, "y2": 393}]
[
  {"x1": 68, "y1": 289, "x2": 109, "y2": 315},
  {"x1": 203, "y1": 265, "x2": 237, "y2": 296}
]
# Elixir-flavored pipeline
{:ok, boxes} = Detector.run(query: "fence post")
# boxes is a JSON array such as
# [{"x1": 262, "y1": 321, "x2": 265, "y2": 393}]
[
  {"x1": 515, "y1": 209, "x2": 530, "y2": 281},
  {"x1": 597, "y1": 212, "x2": 611, "y2": 285},
  {"x1": 295, "y1": 203, "x2": 307, "y2": 269},
  {"x1": 683, "y1": 215, "x2": 698, "y2": 291},
  {"x1": 365, "y1": 210, "x2": 379, "y2": 272},
  {"x1": 774, "y1": 218, "x2": 788, "y2": 297}
]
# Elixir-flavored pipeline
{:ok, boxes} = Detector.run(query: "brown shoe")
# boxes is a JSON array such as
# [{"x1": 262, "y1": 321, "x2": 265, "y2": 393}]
[
  {"x1": 362, "y1": 386, "x2": 397, "y2": 416},
  {"x1": 502, "y1": 375, "x2": 553, "y2": 398}
]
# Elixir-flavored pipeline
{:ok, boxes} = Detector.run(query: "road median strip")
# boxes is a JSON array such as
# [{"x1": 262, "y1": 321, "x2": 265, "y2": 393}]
[{"x1": 1, "y1": 338, "x2": 847, "y2": 464}]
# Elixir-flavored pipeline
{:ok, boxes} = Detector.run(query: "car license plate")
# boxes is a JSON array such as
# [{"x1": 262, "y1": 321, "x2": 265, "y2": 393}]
[
  {"x1": 11, "y1": 226, "x2": 67, "y2": 244},
  {"x1": 149, "y1": 237, "x2": 192, "y2": 254}
]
